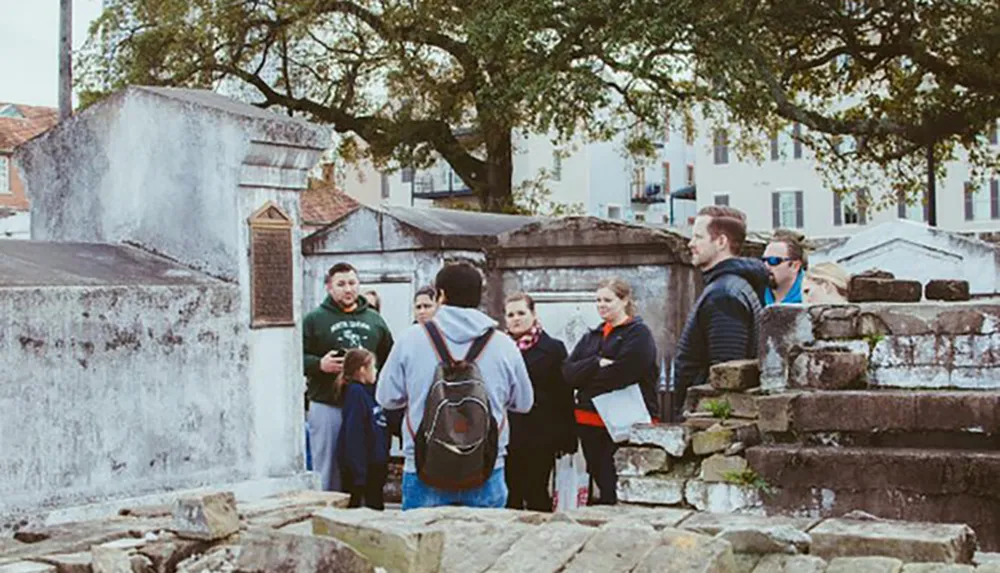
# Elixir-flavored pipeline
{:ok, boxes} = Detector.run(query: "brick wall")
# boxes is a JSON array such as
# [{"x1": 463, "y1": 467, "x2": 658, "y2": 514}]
[{"x1": 0, "y1": 152, "x2": 29, "y2": 211}]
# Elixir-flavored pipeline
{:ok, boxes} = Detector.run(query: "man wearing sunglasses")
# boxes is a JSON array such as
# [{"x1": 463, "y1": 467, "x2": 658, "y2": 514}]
[{"x1": 762, "y1": 231, "x2": 807, "y2": 306}]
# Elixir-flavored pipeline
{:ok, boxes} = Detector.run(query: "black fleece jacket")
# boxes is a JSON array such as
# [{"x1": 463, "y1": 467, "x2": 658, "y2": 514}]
[
  {"x1": 563, "y1": 317, "x2": 659, "y2": 419},
  {"x1": 673, "y1": 257, "x2": 768, "y2": 419}
]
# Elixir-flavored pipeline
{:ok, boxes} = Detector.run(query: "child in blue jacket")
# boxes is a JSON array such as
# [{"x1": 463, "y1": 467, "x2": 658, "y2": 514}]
[{"x1": 337, "y1": 348, "x2": 389, "y2": 509}]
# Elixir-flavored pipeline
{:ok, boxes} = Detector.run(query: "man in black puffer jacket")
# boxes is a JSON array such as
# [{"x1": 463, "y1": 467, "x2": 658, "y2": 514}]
[{"x1": 673, "y1": 206, "x2": 768, "y2": 421}]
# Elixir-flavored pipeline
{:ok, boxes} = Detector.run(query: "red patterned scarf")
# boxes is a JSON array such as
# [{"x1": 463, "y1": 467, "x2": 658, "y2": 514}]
[{"x1": 510, "y1": 322, "x2": 542, "y2": 352}]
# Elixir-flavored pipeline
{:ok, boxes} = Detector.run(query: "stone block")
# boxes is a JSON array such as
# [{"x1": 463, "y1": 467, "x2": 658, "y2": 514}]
[
  {"x1": 562, "y1": 522, "x2": 662, "y2": 573},
  {"x1": 629, "y1": 424, "x2": 690, "y2": 457},
  {"x1": 901, "y1": 564, "x2": 975, "y2": 573},
  {"x1": 312, "y1": 508, "x2": 444, "y2": 573},
  {"x1": 33, "y1": 552, "x2": 92, "y2": 573},
  {"x1": 0, "y1": 564, "x2": 56, "y2": 573},
  {"x1": 425, "y1": 520, "x2": 532, "y2": 573},
  {"x1": 175, "y1": 546, "x2": 240, "y2": 573},
  {"x1": 700, "y1": 454, "x2": 749, "y2": 483},
  {"x1": 239, "y1": 490, "x2": 351, "y2": 522},
  {"x1": 617, "y1": 476, "x2": 686, "y2": 506},
  {"x1": 697, "y1": 392, "x2": 760, "y2": 420},
  {"x1": 632, "y1": 528, "x2": 737, "y2": 573},
  {"x1": 788, "y1": 348, "x2": 868, "y2": 390},
  {"x1": 92, "y1": 538, "x2": 147, "y2": 573},
  {"x1": 681, "y1": 513, "x2": 819, "y2": 537},
  {"x1": 710, "y1": 360, "x2": 761, "y2": 391},
  {"x1": 136, "y1": 533, "x2": 214, "y2": 573},
  {"x1": 859, "y1": 269, "x2": 897, "y2": 280},
  {"x1": 826, "y1": 556, "x2": 904, "y2": 573},
  {"x1": 487, "y1": 522, "x2": 596, "y2": 573},
  {"x1": 172, "y1": 491, "x2": 240, "y2": 541},
  {"x1": 692, "y1": 427, "x2": 735, "y2": 455},
  {"x1": 810, "y1": 518, "x2": 976, "y2": 563},
  {"x1": 757, "y1": 394, "x2": 799, "y2": 433},
  {"x1": 235, "y1": 528, "x2": 374, "y2": 573},
  {"x1": 615, "y1": 446, "x2": 670, "y2": 476},
  {"x1": 715, "y1": 526, "x2": 811, "y2": 555},
  {"x1": 925, "y1": 280, "x2": 971, "y2": 302},
  {"x1": 751, "y1": 554, "x2": 827, "y2": 573},
  {"x1": 684, "y1": 480, "x2": 761, "y2": 513},
  {"x1": 811, "y1": 305, "x2": 862, "y2": 340},
  {"x1": 564, "y1": 505, "x2": 692, "y2": 529},
  {"x1": 849, "y1": 277, "x2": 922, "y2": 303}
]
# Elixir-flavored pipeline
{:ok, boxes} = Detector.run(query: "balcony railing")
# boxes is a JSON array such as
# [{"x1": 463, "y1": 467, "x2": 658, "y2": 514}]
[{"x1": 632, "y1": 183, "x2": 666, "y2": 204}]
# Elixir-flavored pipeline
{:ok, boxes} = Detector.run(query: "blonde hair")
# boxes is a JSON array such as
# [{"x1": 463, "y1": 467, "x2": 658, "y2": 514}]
[
  {"x1": 597, "y1": 277, "x2": 637, "y2": 316},
  {"x1": 807, "y1": 262, "x2": 850, "y2": 296}
]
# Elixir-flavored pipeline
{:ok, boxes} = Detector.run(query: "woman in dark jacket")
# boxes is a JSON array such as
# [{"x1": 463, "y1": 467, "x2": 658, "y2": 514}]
[
  {"x1": 503, "y1": 292, "x2": 577, "y2": 511},
  {"x1": 563, "y1": 278, "x2": 658, "y2": 505}
]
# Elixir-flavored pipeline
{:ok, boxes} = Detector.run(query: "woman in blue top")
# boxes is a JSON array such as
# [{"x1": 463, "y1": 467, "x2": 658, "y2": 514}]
[{"x1": 337, "y1": 348, "x2": 390, "y2": 509}]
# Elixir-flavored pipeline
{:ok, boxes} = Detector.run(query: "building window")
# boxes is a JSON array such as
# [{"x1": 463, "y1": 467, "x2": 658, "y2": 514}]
[
  {"x1": 772, "y1": 190, "x2": 804, "y2": 228},
  {"x1": 989, "y1": 122, "x2": 998, "y2": 146},
  {"x1": 897, "y1": 187, "x2": 927, "y2": 221},
  {"x1": 631, "y1": 168, "x2": 646, "y2": 200},
  {"x1": 401, "y1": 167, "x2": 414, "y2": 183},
  {"x1": 714, "y1": 194, "x2": 730, "y2": 206},
  {"x1": 686, "y1": 164, "x2": 695, "y2": 186},
  {"x1": 713, "y1": 129, "x2": 729, "y2": 164},
  {"x1": 607, "y1": 204, "x2": 623, "y2": 220},
  {"x1": 834, "y1": 188, "x2": 868, "y2": 226},
  {"x1": 770, "y1": 132, "x2": 779, "y2": 161},
  {"x1": 634, "y1": 212, "x2": 646, "y2": 223},
  {"x1": 0, "y1": 156, "x2": 9, "y2": 194},
  {"x1": 793, "y1": 123, "x2": 803, "y2": 159},
  {"x1": 663, "y1": 161, "x2": 671, "y2": 193},
  {"x1": 380, "y1": 172, "x2": 390, "y2": 199},
  {"x1": 552, "y1": 151, "x2": 562, "y2": 181},
  {"x1": 966, "y1": 179, "x2": 1000, "y2": 221}
]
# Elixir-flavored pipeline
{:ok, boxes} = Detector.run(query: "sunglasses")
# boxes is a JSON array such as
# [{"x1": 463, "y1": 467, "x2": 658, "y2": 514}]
[{"x1": 761, "y1": 256, "x2": 793, "y2": 266}]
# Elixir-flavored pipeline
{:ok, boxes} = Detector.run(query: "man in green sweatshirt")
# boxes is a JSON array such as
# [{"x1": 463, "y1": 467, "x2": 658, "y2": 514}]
[{"x1": 303, "y1": 262, "x2": 393, "y2": 491}]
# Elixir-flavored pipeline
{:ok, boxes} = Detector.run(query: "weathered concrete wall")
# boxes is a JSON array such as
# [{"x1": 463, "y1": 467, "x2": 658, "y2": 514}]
[
  {"x1": 0, "y1": 283, "x2": 271, "y2": 517},
  {"x1": 759, "y1": 301, "x2": 1000, "y2": 391}
]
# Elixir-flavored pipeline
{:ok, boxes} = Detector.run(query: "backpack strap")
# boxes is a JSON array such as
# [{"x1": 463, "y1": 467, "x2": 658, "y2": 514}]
[
  {"x1": 423, "y1": 321, "x2": 455, "y2": 365},
  {"x1": 464, "y1": 329, "x2": 495, "y2": 362}
]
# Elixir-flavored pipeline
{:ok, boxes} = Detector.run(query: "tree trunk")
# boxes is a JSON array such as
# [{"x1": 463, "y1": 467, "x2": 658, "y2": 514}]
[{"x1": 480, "y1": 127, "x2": 514, "y2": 213}]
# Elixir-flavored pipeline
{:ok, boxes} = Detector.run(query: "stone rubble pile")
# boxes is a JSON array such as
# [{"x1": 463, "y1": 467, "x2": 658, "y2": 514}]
[
  {"x1": 616, "y1": 358, "x2": 766, "y2": 514},
  {"x1": 2, "y1": 489, "x2": 995, "y2": 573}
]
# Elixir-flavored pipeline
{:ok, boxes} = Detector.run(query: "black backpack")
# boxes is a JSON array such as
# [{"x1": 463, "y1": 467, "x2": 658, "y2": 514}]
[{"x1": 410, "y1": 321, "x2": 499, "y2": 491}]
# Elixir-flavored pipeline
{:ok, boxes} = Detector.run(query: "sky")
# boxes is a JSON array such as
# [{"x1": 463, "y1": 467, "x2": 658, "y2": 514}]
[{"x1": 0, "y1": 0, "x2": 104, "y2": 107}]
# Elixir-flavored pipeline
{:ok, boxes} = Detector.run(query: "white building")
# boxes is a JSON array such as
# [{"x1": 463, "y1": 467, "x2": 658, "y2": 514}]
[
  {"x1": 693, "y1": 119, "x2": 1000, "y2": 237},
  {"x1": 339, "y1": 128, "x2": 697, "y2": 224}
]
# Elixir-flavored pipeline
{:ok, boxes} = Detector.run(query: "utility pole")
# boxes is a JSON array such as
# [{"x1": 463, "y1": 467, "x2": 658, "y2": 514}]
[
  {"x1": 926, "y1": 143, "x2": 937, "y2": 227},
  {"x1": 59, "y1": 0, "x2": 73, "y2": 120}
]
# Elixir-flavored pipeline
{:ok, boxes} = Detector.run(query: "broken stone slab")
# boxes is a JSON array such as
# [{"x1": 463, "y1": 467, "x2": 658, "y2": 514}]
[
  {"x1": 977, "y1": 553, "x2": 1000, "y2": 567},
  {"x1": 710, "y1": 360, "x2": 761, "y2": 391},
  {"x1": 563, "y1": 505, "x2": 692, "y2": 529},
  {"x1": 901, "y1": 564, "x2": 976, "y2": 572},
  {"x1": 238, "y1": 490, "x2": 351, "y2": 520},
  {"x1": 136, "y1": 532, "x2": 215, "y2": 573},
  {"x1": 849, "y1": 277, "x2": 922, "y2": 303},
  {"x1": 681, "y1": 513, "x2": 819, "y2": 537},
  {"x1": 684, "y1": 480, "x2": 762, "y2": 513},
  {"x1": 424, "y1": 520, "x2": 532, "y2": 573},
  {"x1": 404, "y1": 506, "x2": 550, "y2": 526},
  {"x1": 614, "y1": 446, "x2": 670, "y2": 476},
  {"x1": 312, "y1": 508, "x2": 444, "y2": 573},
  {"x1": 826, "y1": 556, "x2": 904, "y2": 573},
  {"x1": 925, "y1": 280, "x2": 971, "y2": 302},
  {"x1": 715, "y1": 526, "x2": 811, "y2": 555},
  {"x1": 234, "y1": 528, "x2": 374, "y2": 573},
  {"x1": 756, "y1": 393, "x2": 800, "y2": 433},
  {"x1": 632, "y1": 528, "x2": 737, "y2": 573},
  {"x1": 562, "y1": 522, "x2": 662, "y2": 573},
  {"x1": 692, "y1": 426, "x2": 735, "y2": 455},
  {"x1": 788, "y1": 348, "x2": 868, "y2": 390},
  {"x1": 0, "y1": 564, "x2": 57, "y2": 573},
  {"x1": 700, "y1": 454, "x2": 749, "y2": 483},
  {"x1": 172, "y1": 491, "x2": 240, "y2": 541},
  {"x1": 628, "y1": 424, "x2": 690, "y2": 457},
  {"x1": 809, "y1": 518, "x2": 977, "y2": 564},
  {"x1": 734, "y1": 554, "x2": 762, "y2": 573},
  {"x1": 32, "y1": 552, "x2": 92, "y2": 573},
  {"x1": 617, "y1": 476, "x2": 686, "y2": 506},
  {"x1": 486, "y1": 522, "x2": 596, "y2": 573},
  {"x1": 175, "y1": 545, "x2": 241, "y2": 573},
  {"x1": 91, "y1": 538, "x2": 148, "y2": 573},
  {"x1": 697, "y1": 392, "x2": 760, "y2": 420},
  {"x1": 751, "y1": 554, "x2": 827, "y2": 573}
]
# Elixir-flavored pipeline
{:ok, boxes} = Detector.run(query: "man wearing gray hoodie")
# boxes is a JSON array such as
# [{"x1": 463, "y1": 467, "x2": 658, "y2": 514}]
[{"x1": 377, "y1": 263, "x2": 534, "y2": 509}]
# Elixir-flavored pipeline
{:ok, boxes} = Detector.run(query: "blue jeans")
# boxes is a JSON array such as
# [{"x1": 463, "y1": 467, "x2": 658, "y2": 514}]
[{"x1": 402, "y1": 467, "x2": 508, "y2": 510}]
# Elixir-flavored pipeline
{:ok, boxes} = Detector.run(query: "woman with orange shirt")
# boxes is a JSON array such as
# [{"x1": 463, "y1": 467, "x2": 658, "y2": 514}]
[{"x1": 563, "y1": 278, "x2": 659, "y2": 505}]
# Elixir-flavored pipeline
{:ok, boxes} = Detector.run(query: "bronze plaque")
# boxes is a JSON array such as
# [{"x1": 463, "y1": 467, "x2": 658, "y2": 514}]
[{"x1": 249, "y1": 202, "x2": 295, "y2": 328}]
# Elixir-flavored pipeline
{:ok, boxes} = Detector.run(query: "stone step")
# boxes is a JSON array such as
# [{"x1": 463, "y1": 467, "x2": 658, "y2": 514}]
[
  {"x1": 746, "y1": 445, "x2": 1000, "y2": 551},
  {"x1": 758, "y1": 390, "x2": 1000, "y2": 442}
]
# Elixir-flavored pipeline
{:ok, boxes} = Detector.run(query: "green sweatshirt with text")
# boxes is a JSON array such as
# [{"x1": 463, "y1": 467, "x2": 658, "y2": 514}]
[{"x1": 303, "y1": 294, "x2": 394, "y2": 406}]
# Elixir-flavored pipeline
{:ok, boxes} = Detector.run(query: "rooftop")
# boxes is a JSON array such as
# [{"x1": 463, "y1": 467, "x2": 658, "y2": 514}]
[{"x1": 0, "y1": 103, "x2": 58, "y2": 151}]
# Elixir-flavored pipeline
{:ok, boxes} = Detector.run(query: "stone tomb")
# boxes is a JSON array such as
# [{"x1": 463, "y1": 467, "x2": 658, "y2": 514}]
[{"x1": 4, "y1": 86, "x2": 330, "y2": 528}]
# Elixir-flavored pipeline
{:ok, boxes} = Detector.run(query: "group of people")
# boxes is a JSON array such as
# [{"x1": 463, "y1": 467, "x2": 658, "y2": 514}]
[{"x1": 302, "y1": 205, "x2": 854, "y2": 511}]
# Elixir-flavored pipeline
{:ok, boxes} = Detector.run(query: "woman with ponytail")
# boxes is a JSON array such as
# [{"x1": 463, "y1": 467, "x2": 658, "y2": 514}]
[
  {"x1": 336, "y1": 348, "x2": 390, "y2": 509},
  {"x1": 562, "y1": 278, "x2": 658, "y2": 505},
  {"x1": 503, "y1": 292, "x2": 576, "y2": 511}
]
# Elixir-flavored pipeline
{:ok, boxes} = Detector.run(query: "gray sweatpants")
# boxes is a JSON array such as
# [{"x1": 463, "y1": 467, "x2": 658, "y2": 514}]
[{"x1": 308, "y1": 402, "x2": 343, "y2": 492}]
